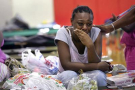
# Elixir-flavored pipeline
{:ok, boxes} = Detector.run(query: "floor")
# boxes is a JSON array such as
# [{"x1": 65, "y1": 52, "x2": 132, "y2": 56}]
[
  {"x1": 102, "y1": 32, "x2": 127, "y2": 77},
  {"x1": 102, "y1": 33, "x2": 126, "y2": 68}
]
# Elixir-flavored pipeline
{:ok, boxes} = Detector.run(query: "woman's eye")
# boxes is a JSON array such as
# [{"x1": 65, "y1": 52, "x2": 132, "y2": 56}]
[
  {"x1": 78, "y1": 23, "x2": 83, "y2": 26},
  {"x1": 87, "y1": 23, "x2": 92, "y2": 26}
]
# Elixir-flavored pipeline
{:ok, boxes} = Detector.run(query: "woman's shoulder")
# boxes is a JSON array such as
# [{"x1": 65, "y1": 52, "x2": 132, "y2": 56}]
[
  {"x1": 57, "y1": 26, "x2": 67, "y2": 32},
  {"x1": 57, "y1": 26, "x2": 71, "y2": 35},
  {"x1": 58, "y1": 26, "x2": 66, "y2": 30},
  {"x1": 55, "y1": 26, "x2": 70, "y2": 45},
  {"x1": 56, "y1": 26, "x2": 70, "y2": 37}
]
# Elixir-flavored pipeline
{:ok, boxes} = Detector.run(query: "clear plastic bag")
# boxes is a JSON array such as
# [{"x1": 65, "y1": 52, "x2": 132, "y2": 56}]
[
  {"x1": 21, "y1": 49, "x2": 59, "y2": 75},
  {"x1": 67, "y1": 72, "x2": 98, "y2": 90},
  {"x1": 110, "y1": 64, "x2": 127, "y2": 76}
]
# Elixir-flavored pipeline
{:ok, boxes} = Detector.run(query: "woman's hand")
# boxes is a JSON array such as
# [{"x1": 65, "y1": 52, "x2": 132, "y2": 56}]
[
  {"x1": 93, "y1": 14, "x2": 118, "y2": 33},
  {"x1": 74, "y1": 29, "x2": 93, "y2": 47},
  {"x1": 94, "y1": 24, "x2": 115, "y2": 33},
  {"x1": 110, "y1": 14, "x2": 118, "y2": 22},
  {"x1": 97, "y1": 61, "x2": 112, "y2": 72}
]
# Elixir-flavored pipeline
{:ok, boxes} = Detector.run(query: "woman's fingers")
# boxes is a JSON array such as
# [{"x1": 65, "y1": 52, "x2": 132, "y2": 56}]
[{"x1": 74, "y1": 29, "x2": 84, "y2": 37}]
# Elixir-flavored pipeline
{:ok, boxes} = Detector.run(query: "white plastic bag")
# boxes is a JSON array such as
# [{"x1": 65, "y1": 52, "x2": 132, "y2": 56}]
[
  {"x1": 67, "y1": 73, "x2": 98, "y2": 90},
  {"x1": 21, "y1": 49, "x2": 59, "y2": 75},
  {"x1": 45, "y1": 56, "x2": 59, "y2": 74},
  {"x1": 108, "y1": 64, "x2": 127, "y2": 76},
  {"x1": 3, "y1": 72, "x2": 66, "y2": 90}
]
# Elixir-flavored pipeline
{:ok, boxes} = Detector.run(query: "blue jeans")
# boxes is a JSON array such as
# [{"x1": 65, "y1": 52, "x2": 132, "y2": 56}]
[{"x1": 56, "y1": 70, "x2": 107, "y2": 88}]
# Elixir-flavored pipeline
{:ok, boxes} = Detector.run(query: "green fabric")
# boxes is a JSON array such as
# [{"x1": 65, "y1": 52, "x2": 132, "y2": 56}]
[{"x1": 3, "y1": 28, "x2": 58, "y2": 37}]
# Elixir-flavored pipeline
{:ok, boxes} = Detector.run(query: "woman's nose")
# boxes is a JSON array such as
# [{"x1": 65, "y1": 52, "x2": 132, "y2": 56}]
[{"x1": 82, "y1": 24, "x2": 87, "y2": 30}]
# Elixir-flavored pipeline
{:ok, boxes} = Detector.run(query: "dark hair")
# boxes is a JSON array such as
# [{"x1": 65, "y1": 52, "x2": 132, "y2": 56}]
[{"x1": 71, "y1": 5, "x2": 94, "y2": 20}]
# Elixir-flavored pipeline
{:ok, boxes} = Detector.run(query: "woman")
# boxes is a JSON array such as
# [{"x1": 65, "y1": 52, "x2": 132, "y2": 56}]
[
  {"x1": 54, "y1": 6, "x2": 111, "y2": 87},
  {"x1": 120, "y1": 22, "x2": 135, "y2": 70}
]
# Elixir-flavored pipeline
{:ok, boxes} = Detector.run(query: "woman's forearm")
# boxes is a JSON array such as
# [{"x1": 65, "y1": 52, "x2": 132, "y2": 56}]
[
  {"x1": 63, "y1": 62, "x2": 98, "y2": 72},
  {"x1": 63, "y1": 60, "x2": 110, "y2": 72},
  {"x1": 87, "y1": 45, "x2": 101, "y2": 63},
  {"x1": 87, "y1": 32, "x2": 102, "y2": 63},
  {"x1": 113, "y1": 7, "x2": 135, "y2": 29}
]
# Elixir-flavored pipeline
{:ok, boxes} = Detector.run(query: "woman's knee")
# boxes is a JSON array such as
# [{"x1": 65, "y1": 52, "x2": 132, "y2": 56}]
[
  {"x1": 56, "y1": 70, "x2": 78, "y2": 87},
  {"x1": 57, "y1": 70, "x2": 78, "y2": 79},
  {"x1": 93, "y1": 70, "x2": 107, "y2": 86}
]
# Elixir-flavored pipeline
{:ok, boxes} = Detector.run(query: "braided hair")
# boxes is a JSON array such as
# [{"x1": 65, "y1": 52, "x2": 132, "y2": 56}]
[{"x1": 71, "y1": 5, "x2": 94, "y2": 20}]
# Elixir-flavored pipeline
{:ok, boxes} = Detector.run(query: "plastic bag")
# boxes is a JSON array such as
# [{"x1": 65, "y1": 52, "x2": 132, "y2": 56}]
[
  {"x1": 21, "y1": 49, "x2": 59, "y2": 75},
  {"x1": 45, "y1": 56, "x2": 59, "y2": 74},
  {"x1": 2, "y1": 72, "x2": 66, "y2": 90},
  {"x1": 109, "y1": 64, "x2": 127, "y2": 76},
  {"x1": 5, "y1": 57, "x2": 27, "y2": 76},
  {"x1": 67, "y1": 70, "x2": 98, "y2": 90},
  {"x1": 35, "y1": 49, "x2": 59, "y2": 74}
]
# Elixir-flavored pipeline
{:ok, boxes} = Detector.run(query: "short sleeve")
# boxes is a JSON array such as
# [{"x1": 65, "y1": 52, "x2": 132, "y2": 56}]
[
  {"x1": 89, "y1": 27, "x2": 101, "y2": 42},
  {"x1": 54, "y1": 27, "x2": 69, "y2": 45}
]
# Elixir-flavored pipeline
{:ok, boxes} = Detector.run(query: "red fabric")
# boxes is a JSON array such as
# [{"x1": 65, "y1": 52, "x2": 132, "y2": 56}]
[{"x1": 54, "y1": 0, "x2": 135, "y2": 26}]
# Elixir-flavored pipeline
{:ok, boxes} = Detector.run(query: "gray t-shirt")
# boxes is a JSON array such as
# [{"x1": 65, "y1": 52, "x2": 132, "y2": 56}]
[{"x1": 55, "y1": 26, "x2": 101, "y2": 72}]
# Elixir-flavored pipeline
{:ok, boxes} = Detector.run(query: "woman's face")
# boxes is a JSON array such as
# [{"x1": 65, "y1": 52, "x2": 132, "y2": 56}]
[{"x1": 71, "y1": 12, "x2": 93, "y2": 34}]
